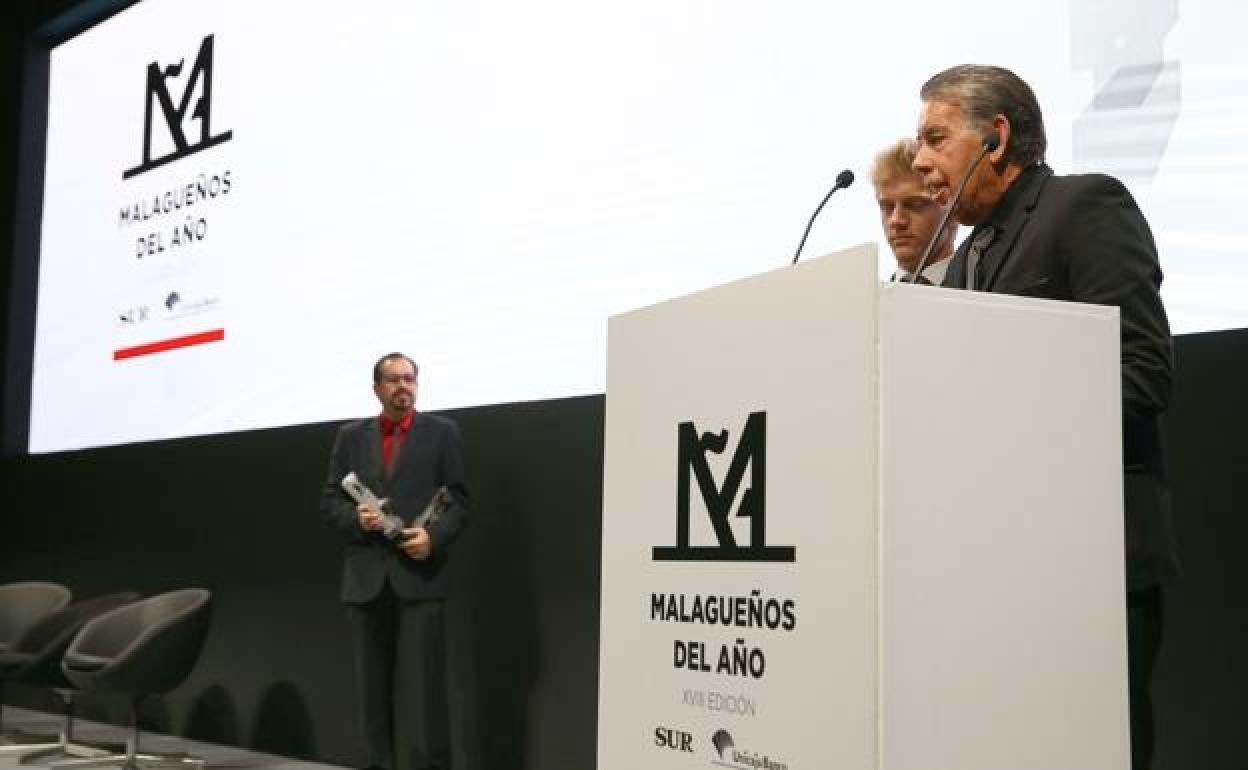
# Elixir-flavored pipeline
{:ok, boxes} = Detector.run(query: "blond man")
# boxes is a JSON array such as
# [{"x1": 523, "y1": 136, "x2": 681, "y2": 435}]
[{"x1": 871, "y1": 138, "x2": 957, "y2": 284}]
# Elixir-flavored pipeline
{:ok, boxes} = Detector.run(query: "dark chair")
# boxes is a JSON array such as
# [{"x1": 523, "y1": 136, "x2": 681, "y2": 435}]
[
  {"x1": 52, "y1": 589, "x2": 213, "y2": 770},
  {"x1": 0, "y1": 582, "x2": 72, "y2": 744},
  {"x1": 0, "y1": 593, "x2": 140, "y2": 763}
]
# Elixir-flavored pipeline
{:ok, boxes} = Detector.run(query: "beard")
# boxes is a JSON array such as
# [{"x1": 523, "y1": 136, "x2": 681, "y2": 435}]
[{"x1": 389, "y1": 391, "x2": 413, "y2": 411}]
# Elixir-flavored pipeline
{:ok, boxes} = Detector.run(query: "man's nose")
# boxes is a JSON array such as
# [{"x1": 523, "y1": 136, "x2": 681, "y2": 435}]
[{"x1": 912, "y1": 146, "x2": 933, "y2": 175}]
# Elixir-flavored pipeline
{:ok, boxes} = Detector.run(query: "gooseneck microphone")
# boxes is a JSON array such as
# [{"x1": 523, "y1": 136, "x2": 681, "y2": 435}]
[
  {"x1": 791, "y1": 169, "x2": 855, "y2": 265},
  {"x1": 906, "y1": 133, "x2": 1000, "y2": 283}
]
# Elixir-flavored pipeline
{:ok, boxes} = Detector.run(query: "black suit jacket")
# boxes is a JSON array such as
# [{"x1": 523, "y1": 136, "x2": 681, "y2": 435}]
[
  {"x1": 321, "y1": 412, "x2": 470, "y2": 603},
  {"x1": 943, "y1": 164, "x2": 1177, "y2": 589}
]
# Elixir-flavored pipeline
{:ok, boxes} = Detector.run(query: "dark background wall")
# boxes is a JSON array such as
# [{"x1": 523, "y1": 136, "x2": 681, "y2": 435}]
[
  {"x1": 2, "y1": 3, "x2": 1246, "y2": 770},
  {"x1": 0, "y1": 393, "x2": 606, "y2": 770},
  {"x1": 1153, "y1": 329, "x2": 1248, "y2": 770}
]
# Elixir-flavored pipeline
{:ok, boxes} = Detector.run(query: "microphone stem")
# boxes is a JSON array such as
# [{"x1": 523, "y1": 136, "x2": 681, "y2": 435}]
[
  {"x1": 907, "y1": 143, "x2": 991, "y2": 283},
  {"x1": 792, "y1": 184, "x2": 842, "y2": 266}
]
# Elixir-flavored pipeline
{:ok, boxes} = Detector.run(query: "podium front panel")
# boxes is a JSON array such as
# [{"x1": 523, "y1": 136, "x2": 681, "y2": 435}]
[
  {"x1": 878, "y1": 286, "x2": 1129, "y2": 770},
  {"x1": 598, "y1": 245, "x2": 881, "y2": 770}
]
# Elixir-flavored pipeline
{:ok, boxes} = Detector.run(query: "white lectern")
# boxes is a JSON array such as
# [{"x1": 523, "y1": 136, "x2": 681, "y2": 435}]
[{"x1": 597, "y1": 244, "x2": 1128, "y2": 770}]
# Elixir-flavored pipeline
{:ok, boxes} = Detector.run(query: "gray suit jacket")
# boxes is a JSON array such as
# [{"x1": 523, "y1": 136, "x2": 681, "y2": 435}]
[
  {"x1": 321, "y1": 412, "x2": 470, "y2": 603},
  {"x1": 943, "y1": 164, "x2": 1178, "y2": 589}
]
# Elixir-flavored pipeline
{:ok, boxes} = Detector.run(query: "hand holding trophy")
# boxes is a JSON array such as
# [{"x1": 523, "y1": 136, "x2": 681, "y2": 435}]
[
  {"x1": 341, "y1": 472, "x2": 453, "y2": 549},
  {"x1": 341, "y1": 472, "x2": 406, "y2": 542},
  {"x1": 412, "y1": 486, "x2": 452, "y2": 528}
]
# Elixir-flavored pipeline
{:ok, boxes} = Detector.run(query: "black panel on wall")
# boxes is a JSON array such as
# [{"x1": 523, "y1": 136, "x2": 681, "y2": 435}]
[
  {"x1": 1154, "y1": 328, "x2": 1248, "y2": 770},
  {"x1": 0, "y1": 394, "x2": 604, "y2": 770}
]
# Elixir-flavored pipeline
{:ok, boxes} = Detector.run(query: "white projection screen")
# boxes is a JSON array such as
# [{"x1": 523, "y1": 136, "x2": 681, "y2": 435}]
[{"x1": 26, "y1": 0, "x2": 1247, "y2": 452}]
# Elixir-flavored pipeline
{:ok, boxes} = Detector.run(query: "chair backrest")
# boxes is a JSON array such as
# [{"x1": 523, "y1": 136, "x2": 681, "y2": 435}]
[
  {"x1": 0, "y1": 581, "x2": 72, "y2": 648},
  {"x1": 66, "y1": 588, "x2": 213, "y2": 695},
  {"x1": 15, "y1": 592, "x2": 141, "y2": 687}
]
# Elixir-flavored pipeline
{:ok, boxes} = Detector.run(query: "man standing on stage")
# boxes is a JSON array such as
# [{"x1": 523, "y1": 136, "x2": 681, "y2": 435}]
[
  {"x1": 322, "y1": 352, "x2": 470, "y2": 770},
  {"x1": 871, "y1": 137, "x2": 958, "y2": 284},
  {"x1": 912, "y1": 64, "x2": 1176, "y2": 770}
]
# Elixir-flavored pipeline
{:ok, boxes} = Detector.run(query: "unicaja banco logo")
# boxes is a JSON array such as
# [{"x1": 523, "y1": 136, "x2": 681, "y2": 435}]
[
  {"x1": 709, "y1": 728, "x2": 789, "y2": 770},
  {"x1": 123, "y1": 35, "x2": 232, "y2": 180},
  {"x1": 653, "y1": 411, "x2": 795, "y2": 562}
]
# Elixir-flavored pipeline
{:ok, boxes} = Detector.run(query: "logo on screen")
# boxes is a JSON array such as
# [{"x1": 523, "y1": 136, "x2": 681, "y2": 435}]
[
  {"x1": 118, "y1": 305, "x2": 150, "y2": 325},
  {"x1": 123, "y1": 35, "x2": 233, "y2": 180},
  {"x1": 653, "y1": 411, "x2": 795, "y2": 562}
]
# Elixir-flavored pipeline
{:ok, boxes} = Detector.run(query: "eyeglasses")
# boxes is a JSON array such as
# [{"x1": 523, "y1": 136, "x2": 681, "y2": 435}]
[{"x1": 380, "y1": 374, "x2": 416, "y2": 386}]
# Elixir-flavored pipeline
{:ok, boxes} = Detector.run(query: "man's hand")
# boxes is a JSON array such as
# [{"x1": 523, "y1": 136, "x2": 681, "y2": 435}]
[
  {"x1": 400, "y1": 527, "x2": 433, "y2": 560},
  {"x1": 357, "y1": 503, "x2": 385, "y2": 533}
]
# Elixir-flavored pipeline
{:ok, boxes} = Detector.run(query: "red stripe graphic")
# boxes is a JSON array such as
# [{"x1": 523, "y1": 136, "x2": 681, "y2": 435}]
[{"x1": 113, "y1": 328, "x2": 225, "y2": 360}]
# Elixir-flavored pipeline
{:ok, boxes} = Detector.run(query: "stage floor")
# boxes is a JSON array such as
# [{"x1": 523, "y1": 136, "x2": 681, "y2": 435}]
[{"x1": 0, "y1": 707, "x2": 346, "y2": 770}]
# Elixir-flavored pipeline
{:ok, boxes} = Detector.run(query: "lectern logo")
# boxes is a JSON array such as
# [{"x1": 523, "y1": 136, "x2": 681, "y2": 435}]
[
  {"x1": 708, "y1": 728, "x2": 789, "y2": 770},
  {"x1": 123, "y1": 35, "x2": 233, "y2": 180},
  {"x1": 653, "y1": 411, "x2": 795, "y2": 562}
]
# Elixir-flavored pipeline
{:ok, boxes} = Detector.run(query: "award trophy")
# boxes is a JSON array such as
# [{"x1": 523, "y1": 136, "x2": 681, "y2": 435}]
[
  {"x1": 413, "y1": 486, "x2": 452, "y2": 528},
  {"x1": 341, "y1": 473, "x2": 453, "y2": 544},
  {"x1": 341, "y1": 472, "x2": 405, "y2": 542}
]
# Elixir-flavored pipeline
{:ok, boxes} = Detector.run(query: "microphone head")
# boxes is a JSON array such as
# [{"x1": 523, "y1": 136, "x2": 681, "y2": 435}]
[
  {"x1": 835, "y1": 169, "x2": 855, "y2": 190},
  {"x1": 982, "y1": 132, "x2": 1001, "y2": 152}
]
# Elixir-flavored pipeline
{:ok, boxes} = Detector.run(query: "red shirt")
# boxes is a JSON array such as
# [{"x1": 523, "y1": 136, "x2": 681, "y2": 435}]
[{"x1": 379, "y1": 411, "x2": 414, "y2": 472}]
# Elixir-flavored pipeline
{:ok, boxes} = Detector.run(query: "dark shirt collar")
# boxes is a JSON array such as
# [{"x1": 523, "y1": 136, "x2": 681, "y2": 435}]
[{"x1": 983, "y1": 162, "x2": 1051, "y2": 230}]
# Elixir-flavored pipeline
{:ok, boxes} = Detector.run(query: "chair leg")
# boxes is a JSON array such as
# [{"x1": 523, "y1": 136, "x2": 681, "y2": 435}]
[
  {"x1": 0, "y1": 738, "x2": 62, "y2": 752},
  {"x1": 46, "y1": 698, "x2": 139, "y2": 770},
  {"x1": 51, "y1": 748, "x2": 203, "y2": 768},
  {"x1": 20, "y1": 744, "x2": 111, "y2": 765},
  {"x1": 17, "y1": 691, "x2": 120, "y2": 765},
  {"x1": 48, "y1": 696, "x2": 203, "y2": 770},
  {"x1": 0, "y1": 689, "x2": 61, "y2": 750}
]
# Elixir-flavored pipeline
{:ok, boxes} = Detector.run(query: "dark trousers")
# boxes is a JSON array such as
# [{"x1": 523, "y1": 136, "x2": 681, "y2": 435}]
[
  {"x1": 347, "y1": 581, "x2": 450, "y2": 770},
  {"x1": 1127, "y1": 586, "x2": 1164, "y2": 770}
]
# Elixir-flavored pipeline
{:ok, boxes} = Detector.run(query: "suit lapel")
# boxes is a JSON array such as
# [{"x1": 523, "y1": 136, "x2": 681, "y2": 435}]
[
  {"x1": 942, "y1": 241, "x2": 969, "y2": 288},
  {"x1": 362, "y1": 417, "x2": 384, "y2": 488},
  {"x1": 979, "y1": 167, "x2": 1051, "y2": 292}
]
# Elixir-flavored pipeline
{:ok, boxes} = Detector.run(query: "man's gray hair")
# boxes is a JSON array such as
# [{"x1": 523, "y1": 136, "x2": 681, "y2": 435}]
[{"x1": 920, "y1": 64, "x2": 1046, "y2": 167}]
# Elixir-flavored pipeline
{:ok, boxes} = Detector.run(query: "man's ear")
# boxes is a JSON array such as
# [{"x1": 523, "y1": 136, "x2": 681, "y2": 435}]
[{"x1": 988, "y1": 114, "x2": 1010, "y2": 166}]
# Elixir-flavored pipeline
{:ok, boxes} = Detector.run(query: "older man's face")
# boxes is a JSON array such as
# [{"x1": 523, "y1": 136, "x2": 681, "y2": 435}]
[
  {"x1": 912, "y1": 98, "x2": 1000, "y2": 225},
  {"x1": 875, "y1": 175, "x2": 950, "y2": 273}
]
